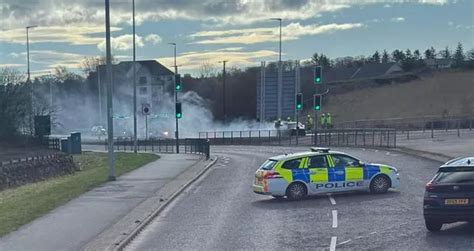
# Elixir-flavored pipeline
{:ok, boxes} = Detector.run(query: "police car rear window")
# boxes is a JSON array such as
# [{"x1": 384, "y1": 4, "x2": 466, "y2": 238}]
[{"x1": 260, "y1": 160, "x2": 278, "y2": 170}]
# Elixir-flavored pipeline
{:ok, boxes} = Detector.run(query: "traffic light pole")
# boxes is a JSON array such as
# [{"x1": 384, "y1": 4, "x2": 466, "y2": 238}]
[{"x1": 296, "y1": 109, "x2": 299, "y2": 145}]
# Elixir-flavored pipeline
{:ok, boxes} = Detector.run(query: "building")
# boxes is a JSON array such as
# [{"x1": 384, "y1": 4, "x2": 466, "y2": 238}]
[
  {"x1": 424, "y1": 58, "x2": 453, "y2": 69},
  {"x1": 323, "y1": 63, "x2": 403, "y2": 83},
  {"x1": 88, "y1": 60, "x2": 175, "y2": 126}
]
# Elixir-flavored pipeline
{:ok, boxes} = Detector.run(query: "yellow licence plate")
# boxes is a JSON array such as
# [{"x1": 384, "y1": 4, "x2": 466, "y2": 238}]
[{"x1": 445, "y1": 199, "x2": 469, "y2": 205}]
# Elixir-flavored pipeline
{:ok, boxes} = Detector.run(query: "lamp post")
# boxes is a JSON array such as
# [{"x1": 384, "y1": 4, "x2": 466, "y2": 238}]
[
  {"x1": 270, "y1": 18, "x2": 282, "y2": 119},
  {"x1": 105, "y1": 0, "x2": 115, "y2": 181},
  {"x1": 132, "y1": 0, "x2": 138, "y2": 153},
  {"x1": 168, "y1": 42, "x2": 179, "y2": 153},
  {"x1": 26, "y1": 25, "x2": 37, "y2": 135}
]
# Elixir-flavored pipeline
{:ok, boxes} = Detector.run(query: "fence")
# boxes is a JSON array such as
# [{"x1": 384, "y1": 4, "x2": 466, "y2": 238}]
[
  {"x1": 0, "y1": 153, "x2": 62, "y2": 167},
  {"x1": 104, "y1": 138, "x2": 210, "y2": 159},
  {"x1": 198, "y1": 128, "x2": 397, "y2": 148},
  {"x1": 337, "y1": 116, "x2": 474, "y2": 131}
]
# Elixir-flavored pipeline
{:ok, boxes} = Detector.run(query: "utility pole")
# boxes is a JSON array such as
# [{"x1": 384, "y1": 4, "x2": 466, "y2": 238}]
[
  {"x1": 97, "y1": 66, "x2": 103, "y2": 125},
  {"x1": 219, "y1": 60, "x2": 227, "y2": 123},
  {"x1": 105, "y1": 0, "x2": 115, "y2": 181},
  {"x1": 132, "y1": 0, "x2": 138, "y2": 153},
  {"x1": 168, "y1": 42, "x2": 179, "y2": 153}
]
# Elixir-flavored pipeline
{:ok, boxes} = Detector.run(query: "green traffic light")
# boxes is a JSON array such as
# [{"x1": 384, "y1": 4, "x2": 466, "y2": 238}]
[
  {"x1": 315, "y1": 105, "x2": 320, "y2": 110},
  {"x1": 315, "y1": 77, "x2": 321, "y2": 83},
  {"x1": 176, "y1": 85, "x2": 181, "y2": 91},
  {"x1": 297, "y1": 104, "x2": 302, "y2": 109},
  {"x1": 176, "y1": 113, "x2": 182, "y2": 118}
]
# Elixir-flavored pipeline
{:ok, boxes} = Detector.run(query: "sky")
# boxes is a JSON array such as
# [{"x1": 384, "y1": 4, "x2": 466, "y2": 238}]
[{"x1": 0, "y1": 0, "x2": 472, "y2": 77}]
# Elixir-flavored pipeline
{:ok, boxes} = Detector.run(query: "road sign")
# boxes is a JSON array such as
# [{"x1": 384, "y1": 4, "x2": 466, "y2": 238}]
[{"x1": 142, "y1": 103, "x2": 151, "y2": 115}]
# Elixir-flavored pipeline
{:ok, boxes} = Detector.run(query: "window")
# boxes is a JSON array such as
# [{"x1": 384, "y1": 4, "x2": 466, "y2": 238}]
[
  {"x1": 434, "y1": 169, "x2": 474, "y2": 184},
  {"x1": 139, "y1": 76, "x2": 147, "y2": 85},
  {"x1": 259, "y1": 160, "x2": 278, "y2": 170},
  {"x1": 308, "y1": 155, "x2": 328, "y2": 168},
  {"x1": 331, "y1": 154, "x2": 359, "y2": 167},
  {"x1": 139, "y1": 87, "x2": 147, "y2": 95},
  {"x1": 282, "y1": 158, "x2": 302, "y2": 170}
]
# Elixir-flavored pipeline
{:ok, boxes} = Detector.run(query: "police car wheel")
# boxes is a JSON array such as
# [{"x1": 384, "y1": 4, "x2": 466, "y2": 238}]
[
  {"x1": 369, "y1": 175, "x2": 390, "y2": 193},
  {"x1": 425, "y1": 220, "x2": 442, "y2": 232},
  {"x1": 286, "y1": 183, "x2": 307, "y2": 200}
]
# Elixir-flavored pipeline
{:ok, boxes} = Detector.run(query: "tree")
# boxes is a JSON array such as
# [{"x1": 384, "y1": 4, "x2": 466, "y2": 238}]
[
  {"x1": 371, "y1": 50, "x2": 381, "y2": 63},
  {"x1": 311, "y1": 53, "x2": 319, "y2": 65},
  {"x1": 424, "y1": 47, "x2": 436, "y2": 59},
  {"x1": 79, "y1": 55, "x2": 118, "y2": 76},
  {"x1": 452, "y1": 42, "x2": 465, "y2": 68},
  {"x1": 381, "y1": 50, "x2": 390, "y2": 63},
  {"x1": 440, "y1": 46, "x2": 451, "y2": 59},
  {"x1": 391, "y1": 49, "x2": 405, "y2": 63},
  {"x1": 401, "y1": 49, "x2": 416, "y2": 71},
  {"x1": 199, "y1": 61, "x2": 217, "y2": 78}
]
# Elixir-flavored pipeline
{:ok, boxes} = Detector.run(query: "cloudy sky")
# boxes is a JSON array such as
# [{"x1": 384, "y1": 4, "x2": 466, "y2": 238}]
[{"x1": 0, "y1": 0, "x2": 472, "y2": 77}]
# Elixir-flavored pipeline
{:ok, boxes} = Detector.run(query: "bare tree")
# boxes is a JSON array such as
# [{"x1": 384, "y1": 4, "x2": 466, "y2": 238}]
[
  {"x1": 199, "y1": 61, "x2": 217, "y2": 78},
  {"x1": 79, "y1": 55, "x2": 117, "y2": 76},
  {"x1": 1, "y1": 67, "x2": 26, "y2": 85}
]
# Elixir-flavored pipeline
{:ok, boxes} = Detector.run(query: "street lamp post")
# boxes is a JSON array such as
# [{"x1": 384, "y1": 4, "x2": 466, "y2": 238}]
[
  {"x1": 132, "y1": 0, "x2": 138, "y2": 153},
  {"x1": 26, "y1": 25, "x2": 37, "y2": 135},
  {"x1": 168, "y1": 42, "x2": 179, "y2": 153},
  {"x1": 219, "y1": 60, "x2": 228, "y2": 123},
  {"x1": 270, "y1": 18, "x2": 282, "y2": 120},
  {"x1": 105, "y1": 0, "x2": 115, "y2": 181}
]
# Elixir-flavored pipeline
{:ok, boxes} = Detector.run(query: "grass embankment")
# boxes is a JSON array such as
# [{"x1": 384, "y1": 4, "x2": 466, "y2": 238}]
[{"x1": 0, "y1": 152, "x2": 158, "y2": 236}]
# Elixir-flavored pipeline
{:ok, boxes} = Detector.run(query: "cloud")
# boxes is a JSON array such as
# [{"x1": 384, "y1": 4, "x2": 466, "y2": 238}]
[
  {"x1": 391, "y1": 17, "x2": 406, "y2": 22},
  {"x1": 191, "y1": 22, "x2": 364, "y2": 44},
  {"x1": 14, "y1": 50, "x2": 88, "y2": 69},
  {"x1": 0, "y1": 25, "x2": 122, "y2": 45},
  {"x1": 97, "y1": 34, "x2": 144, "y2": 52},
  {"x1": 145, "y1": 34, "x2": 162, "y2": 45},
  {"x1": 0, "y1": 0, "x2": 450, "y2": 29},
  {"x1": 157, "y1": 49, "x2": 279, "y2": 71},
  {"x1": 0, "y1": 63, "x2": 25, "y2": 68}
]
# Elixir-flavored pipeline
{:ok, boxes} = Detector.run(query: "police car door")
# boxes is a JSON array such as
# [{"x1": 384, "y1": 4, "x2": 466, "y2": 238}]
[
  {"x1": 307, "y1": 155, "x2": 333, "y2": 193},
  {"x1": 330, "y1": 154, "x2": 364, "y2": 191}
]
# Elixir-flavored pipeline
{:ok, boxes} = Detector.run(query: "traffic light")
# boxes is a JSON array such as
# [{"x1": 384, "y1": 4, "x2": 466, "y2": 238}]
[
  {"x1": 175, "y1": 102, "x2": 182, "y2": 119},
  {"x1": 314, "y1": 95, "x2": 322, "y2": 110},
  {"x1": 314, "y1": 66, "x2": 322, "y2": 84},
  {"x1": 175, "y1": 74, "x2": 182, "y2": 91},
  {"x1": 296, "y1": 93, "x2": 303, "y2": 110}
]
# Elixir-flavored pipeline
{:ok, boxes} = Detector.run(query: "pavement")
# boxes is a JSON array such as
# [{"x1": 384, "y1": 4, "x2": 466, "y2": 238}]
[
  {"x1": 396, "y1": 130, "x2": 474, "y2": 162},
  {"x1": 0, "y1": 153, "x2": 212, "y2": 251},
  {"x1": 126, "y1": 145, "x2": 474, "y2": 251}
]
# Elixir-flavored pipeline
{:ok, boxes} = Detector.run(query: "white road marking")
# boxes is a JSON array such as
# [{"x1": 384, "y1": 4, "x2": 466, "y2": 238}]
[
  {"x1": 330, "y1": 236, "x2": 337, "y2": 251},
  {"x1": 332, "y1": 210, "x2": 338, "y2": 228},
  {"x1": 337, "y1": 239, "x2": 351, "y2": 246},
  {"x1": 328, "y1": 195, "x2": 336, "y2": 205}
]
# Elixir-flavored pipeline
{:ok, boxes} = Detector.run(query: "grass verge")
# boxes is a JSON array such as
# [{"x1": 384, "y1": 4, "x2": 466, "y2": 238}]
[{"x1": 0, "y1": 152, "x2": 158, "y2": 237}]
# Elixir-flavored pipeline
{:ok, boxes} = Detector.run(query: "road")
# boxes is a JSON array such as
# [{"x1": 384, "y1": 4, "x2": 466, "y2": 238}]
[{"x1": 126, "y1": 146, "x2": 474, "y2": 250}]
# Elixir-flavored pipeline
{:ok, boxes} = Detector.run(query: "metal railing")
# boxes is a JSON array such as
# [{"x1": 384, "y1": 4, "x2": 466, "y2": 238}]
[
  {"x1": 104, "y1": 138, "x2": 210, "y2": 159},
  {"x1": 198, "y1": 128, "x2": 397, "y2": 148}
]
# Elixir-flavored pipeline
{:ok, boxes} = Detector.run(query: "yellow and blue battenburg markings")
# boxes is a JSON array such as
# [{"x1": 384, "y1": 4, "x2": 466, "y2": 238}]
[{"x1": 281, "y1": 157, "x2": 392, "y2": 184}]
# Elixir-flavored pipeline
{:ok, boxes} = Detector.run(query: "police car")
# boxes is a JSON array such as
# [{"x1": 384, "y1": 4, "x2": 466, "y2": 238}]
[{"x1": 253, "y1": 148, "x2": 400, "y2": 200}]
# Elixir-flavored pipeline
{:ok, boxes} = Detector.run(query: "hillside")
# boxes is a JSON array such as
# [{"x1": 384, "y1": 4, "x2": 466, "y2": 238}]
[{"x1": 314, "y1": 70, "x2": 474, "y2": 122}]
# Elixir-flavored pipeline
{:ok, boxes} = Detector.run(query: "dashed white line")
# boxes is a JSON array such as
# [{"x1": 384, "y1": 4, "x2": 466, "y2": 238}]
[
  {"x1": 330, "y1": 236, "x2": 337, "y2": 251},
  {"x1": 328, "y1": 195, "x2": 336, "y2": 205},
  {"x1": 332, "y1": 210, "x2": 338, "y2": 228}
]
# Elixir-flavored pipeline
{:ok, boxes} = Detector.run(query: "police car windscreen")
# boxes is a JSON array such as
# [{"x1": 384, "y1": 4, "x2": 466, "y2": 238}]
[
  {"x1": 435, "y1": 168, "x2": 474, "y2": 184},
  {"x1": 260, "y1": 160, "x2": 278, "y2": 170}
]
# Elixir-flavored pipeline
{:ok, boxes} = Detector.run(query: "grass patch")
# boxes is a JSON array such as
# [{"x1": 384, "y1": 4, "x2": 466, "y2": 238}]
[{"x1": 0, "y1": 152, "x2": 158, "y2": 237}]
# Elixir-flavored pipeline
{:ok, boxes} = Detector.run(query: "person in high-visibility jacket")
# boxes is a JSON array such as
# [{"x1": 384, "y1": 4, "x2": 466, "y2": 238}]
[
  {"x1": 320, "y1": 113, "x2": 326, "y2": 129},
  {"x1": 306, "y1": 114, "x2": 313, "y2": 131},
  {"x1": 326, "y1": 113, "x2": 333, "y2": 129}
]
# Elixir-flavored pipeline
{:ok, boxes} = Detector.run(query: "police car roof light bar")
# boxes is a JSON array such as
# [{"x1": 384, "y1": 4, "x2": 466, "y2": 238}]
[{"x1": 311, "y1": 147, "x2": 330, "y2": 153}]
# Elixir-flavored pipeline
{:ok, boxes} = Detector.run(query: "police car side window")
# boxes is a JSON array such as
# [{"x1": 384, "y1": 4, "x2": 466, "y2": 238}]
[
  {"x1": 308, "y1": 156, "x2": 328, "y2": 168},
  {"x1": 282, "y1": 158, "x2": 302, "y2": 170},
  {"x1": 332, "y1": 154, "x2": 359, "y2": 167}
]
